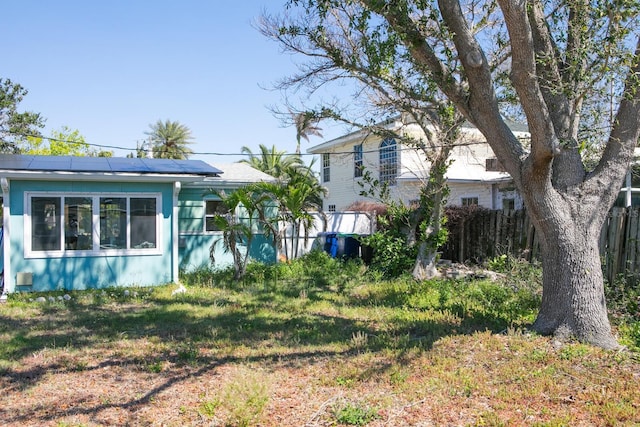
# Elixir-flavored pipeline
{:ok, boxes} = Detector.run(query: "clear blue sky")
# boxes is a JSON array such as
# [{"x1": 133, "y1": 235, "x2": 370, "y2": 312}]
[{"x1": 4, "y1": 1, "x2": 340, "y2": 163}]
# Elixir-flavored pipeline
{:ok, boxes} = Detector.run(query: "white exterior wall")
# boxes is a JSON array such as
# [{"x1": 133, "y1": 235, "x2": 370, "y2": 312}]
[
  {"x1": 447, "y1": 182, "x2": 524, "y2": 210},
  {"x1": 281, "y1": 211, "x2": 376, "y2": 258},
  {"x1": 451, "y1": 142, "x2": 493, "y2": 167},
  {"x1": 398, "y1": 145, "x2": 430, "y2": 181},
  {"x1": 312, "y1": 121, "x2": 521, "y2": 211},
  {"x1": 448, "y1": 182, "x2": 495, "y2": 208},
  {"x1": 320, "y1": 140, "x2": 368, "y2": 211},
  {"x1": 320, "y1": 133, "x2": 400, "y2": 211},
  {"x1": 495, "y1": 186, "x2": 524, "y2": 210}
]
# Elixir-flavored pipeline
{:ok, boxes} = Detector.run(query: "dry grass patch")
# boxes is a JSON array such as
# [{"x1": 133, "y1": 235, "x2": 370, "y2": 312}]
[{"x1": 0, "y1": 260, "x2": 639, "y2": 426}]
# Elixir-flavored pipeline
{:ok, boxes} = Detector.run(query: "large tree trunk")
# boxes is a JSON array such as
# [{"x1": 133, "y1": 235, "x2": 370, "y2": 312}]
[
  {"x1": 532, "y1": 217, "x2": 619, "y2": 349},
  {"x1": 413, "y1": 241, "x2": 440, "y2": 280},
  {"x1": 520, "y1": 168, "x2": 622, "y2": 348},
  {"x1": 363, "y1": 0, "x2": 640, "y2": 349},
  {"x1": 411, "y1": 158, "x2": 448, "y2": 281}
]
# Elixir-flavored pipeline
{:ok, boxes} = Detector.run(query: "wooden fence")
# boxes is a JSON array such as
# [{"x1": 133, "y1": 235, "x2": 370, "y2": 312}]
[{"x1": 440, "y1": 207, "x2": 640, "y2": 283}]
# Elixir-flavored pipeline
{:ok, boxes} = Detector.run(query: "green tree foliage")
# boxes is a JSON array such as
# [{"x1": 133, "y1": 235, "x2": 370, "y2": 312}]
[
  {"x1": 293, "y1": 111, "x2": 323, "y2": 155},
  {"x1": 0, "y1": 78, "x2": 45, "y2": 153},
  {"x1": 260, "y1": 3, "x2": 467, "y2": 280},
  {"x1": 209, "y1": 185, "x2": 275, "y2": 280},
  {"x1": 239, "y1": 144, "x2": 305, "y2": 178},
  {"x1": 239, "y1": 144, "x2": 326, "y2": 260},
  {"x1": 359, "y1": 218, "x2": 418, "y2": 279},
  {"x1": 20, "y1": 126, "x2": 113, "y2": 157},
  {"x1": 261, "y1": 166, "x2": 326, "y2": 260},
  {"x1": 128, "y1": 141, "x2": 149, "y2": 158},
  {"x1": 145, "y1": 119, "x2": 194, "y2": 159},
  {"x1": 276, "y1": 0, "x2": 640, "y2": 348}
]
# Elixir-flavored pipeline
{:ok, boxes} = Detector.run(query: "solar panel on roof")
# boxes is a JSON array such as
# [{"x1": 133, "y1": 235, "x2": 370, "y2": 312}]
[
  {"x1": 31, "y1": 158, "x2": 72, "y2": 170},
  {"x1": 0, "y1": 155, "x2": 34, "y2": 170},
  {"x1": 70, "y1": 157, "x2": 110, "y2": 172},
  {"x1": 108, "y1": 158, "x2": 150, "y2": 173},
  {"x1": 0, "y1": 154, "x2": 222, "y2": 176}
]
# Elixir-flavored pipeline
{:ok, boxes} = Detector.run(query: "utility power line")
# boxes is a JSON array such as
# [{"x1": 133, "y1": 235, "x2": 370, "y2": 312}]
[{"x1": 7, "y1": 131, "x2": 497, "y2": 158}]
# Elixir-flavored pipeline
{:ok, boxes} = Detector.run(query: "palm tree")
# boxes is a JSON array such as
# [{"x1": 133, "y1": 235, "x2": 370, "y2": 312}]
[
  {"x1": 256, "y1": 165, "x2": 327, "y2": 260},
  {"x1": 285, "y1": 163, "x2": 325, "y2": 212},
  {"x1": 281, "y1": 167, "x2": 326, "y2": 258},
  {"x1": 239, "y1": 144, "x2": 304, "y2": 179},
  {"x1": 208, "y1": 186, "x2": 273, "y2": 280},
  {"x1": 239, "y1": 143, "x2": 326, "y2": 261},
  {"x1": 293, "y1": 112, "x2": 323, "y2": 155},
  {"x1": 145, "y1": 119, "x2": 194, "y2": 159}
]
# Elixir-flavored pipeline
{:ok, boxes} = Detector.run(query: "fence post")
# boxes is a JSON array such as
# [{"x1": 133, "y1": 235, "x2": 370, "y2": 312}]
[
  {"x1": 444, "y1": 207, "x2": 640, "y2": 285},
  {"x1": 459, "y1": 218, "x2": 465, "y2": 263},
  {"x1": 606, "y1": 208, "x2": 625, "y2": 284},
  {"x1": 625, "y1": 208, "x2": 639, "y2": 278}
]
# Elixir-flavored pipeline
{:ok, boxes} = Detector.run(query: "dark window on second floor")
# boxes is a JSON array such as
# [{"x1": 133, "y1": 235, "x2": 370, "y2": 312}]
[
  {"x1": 322, "y1": 153, "x2": 330, "y2": 182},
  {"x1": 379, "y1": 138, "x2": 397, "y2": 184},
  {"x1": 354, "y1": 144, "x2": 363, "y2": 178}
]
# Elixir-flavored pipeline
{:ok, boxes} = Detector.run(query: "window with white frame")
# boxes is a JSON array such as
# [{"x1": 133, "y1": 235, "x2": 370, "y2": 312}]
[
  {"x1": 328, "y1": 204, "x2": 336, "y2": 212},
  {"x1": 379, "y1": 138, "x2": 397, "y2": 184},
  {"x1": 354, "y1": 144, "x2": 363, "y2": 178},
  {"x1": 66, "y1": 196, "x2": 93, "y2": 250},
  {"x1": 322, "y1": 153, "x2": 330, "y2": 182},
  {"x1": 27, "y1": 192, "x2": 161, "y2": 257},
  {"x1": 461, "y1": 197, "x2": 479, "y2": 206},
  {"x1": 205, "y1": 200, "x2": 230, "y2": 232}
]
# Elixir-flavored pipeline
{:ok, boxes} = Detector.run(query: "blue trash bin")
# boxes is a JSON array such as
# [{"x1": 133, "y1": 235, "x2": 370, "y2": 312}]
[{"x1": 317, "y1": 232, "x2": 338, "y2": 257}]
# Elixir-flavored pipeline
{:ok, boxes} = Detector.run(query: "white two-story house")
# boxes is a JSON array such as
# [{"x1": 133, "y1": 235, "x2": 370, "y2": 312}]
[{"x1": 307, "y1": 116, "x2": 530, "y2": 212}]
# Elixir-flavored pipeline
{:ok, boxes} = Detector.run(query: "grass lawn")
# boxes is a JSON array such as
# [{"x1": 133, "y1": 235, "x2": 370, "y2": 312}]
[{"x1": 0, "y1": 255, "x2": 639, "y2": 426}]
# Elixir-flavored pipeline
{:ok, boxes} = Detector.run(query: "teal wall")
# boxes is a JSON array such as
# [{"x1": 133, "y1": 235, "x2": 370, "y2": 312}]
[
  {"x1": 178, "y1": 233, "x2": 275, "y2": 272},
  {"x1": 177, "y1": 187, "x2": 276, "y2": 272},
  {"x1": 7, "y1": 180, "x2": 174, "y2": 292},
  {"x1": 4, "y1": 181, "x2": 278, "y2": 292}
]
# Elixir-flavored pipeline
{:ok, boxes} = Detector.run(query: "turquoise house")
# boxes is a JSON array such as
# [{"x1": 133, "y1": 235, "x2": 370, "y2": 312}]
[
  {"x1": 177, "y1": 162, "x2": 278, "y2": 273},
  {"x1": 0, "y1": 155, "x2": 276, "y2": 294}
]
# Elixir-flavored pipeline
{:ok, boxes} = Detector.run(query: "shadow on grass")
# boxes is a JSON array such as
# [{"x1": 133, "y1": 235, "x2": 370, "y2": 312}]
[
  {"x1": 0, "y1": 279, "x2": 532, "y2": 361},
  {"x1": 0, "y1": 348, "x2": 355, "y2": 425},
  {"x1": 0, "y1": 277, "x2": 535, "y2": 425}
]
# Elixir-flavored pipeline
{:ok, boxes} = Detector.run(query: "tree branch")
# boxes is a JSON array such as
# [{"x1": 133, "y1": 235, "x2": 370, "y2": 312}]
[
  {"x1": 497, "y1": 0, "x2": 557, "y2": 169},
  {"x1": 360, "y1": 0, "x2": 471, "y2": 114},
  {"x1": 591, "y1": 36, "x2": 640, "y2": 204},
  {"x1": 437, "y1": 0, "x2": 525, "y2": 179}
]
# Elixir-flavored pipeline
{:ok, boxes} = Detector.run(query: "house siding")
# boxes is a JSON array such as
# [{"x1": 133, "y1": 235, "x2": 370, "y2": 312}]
[
  {"x1": 319, "y1": 133, "x2": 420, "y2": 210},
  {"x1": 310, "y1": 121, "x2": 524, "y2": 211},
  {"x1": 6, "y1": 180, "x2": 175, "y2": 292},
  {"x1": 448, "y1": 182, "x2": 494, "y2": 208},
  {"x1": 321, "y1": 138, "x2": 371, "y2": 210},
  {"x1": 177, "y1": 187, "x2": 276, "y2": 272}
]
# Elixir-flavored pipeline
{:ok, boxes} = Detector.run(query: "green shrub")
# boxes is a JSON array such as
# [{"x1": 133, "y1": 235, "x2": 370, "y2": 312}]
[
  {"x1": 606, "y1": 275, "x2": 640, "y2": 321},
  {"x1": 360, "y1": 232, "x2": 417, "y2": 279},
  {"x1": 605, "y1": 274, "x2": 640, "y2": 351},
  {"x1": 333, "y1": 401, "x2": 379, "y2": 425},
  {"x1": 487, "y1": 254, "x2": 509, "y2": 273}
]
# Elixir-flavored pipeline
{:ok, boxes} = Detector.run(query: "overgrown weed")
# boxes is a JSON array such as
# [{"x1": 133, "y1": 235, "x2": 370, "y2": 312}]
[
  {"x1": 332, "y1": 400, "x2": 380, "y2": 426},
  {"x1": 219, "y1": 367, "x2": 270, "y2": 427},
  {"x1": 605, "y1": 274, "x2": 640, "y2": 351},
  {"x1": 1, "y1": 255, "x2": 639, "y2": 426}
]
